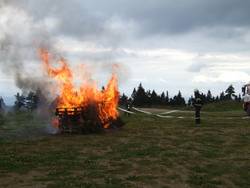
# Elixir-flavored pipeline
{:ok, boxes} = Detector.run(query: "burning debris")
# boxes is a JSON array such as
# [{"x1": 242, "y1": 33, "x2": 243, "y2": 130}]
[{"x1": 39, "y1": 49, "x2": 123, "y2": 133}]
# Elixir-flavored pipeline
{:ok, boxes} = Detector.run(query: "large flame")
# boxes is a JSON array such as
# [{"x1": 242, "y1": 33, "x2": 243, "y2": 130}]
[{"x1": 39, "y1": 49, "x2": 119, "y2": 127}]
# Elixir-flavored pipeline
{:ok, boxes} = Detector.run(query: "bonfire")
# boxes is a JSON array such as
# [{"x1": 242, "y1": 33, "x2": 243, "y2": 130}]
[{"x1": 39, "y1": 49, "x2": 123, "y2": 133}]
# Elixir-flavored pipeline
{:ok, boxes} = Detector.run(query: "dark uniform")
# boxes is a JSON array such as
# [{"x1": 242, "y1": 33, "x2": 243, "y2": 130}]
[
  {"x1": 126, "y1": 99, "x2": 132, "y2": 116},
  {"x1": 0, "y1": 97, "x2": 4, "y2": 125},
  {"x1": 0, "y1": 97, "x2": 3, "y2": 112},
  {"x1": 193, "y1": 97, "x2": 203, "y2": 124}
]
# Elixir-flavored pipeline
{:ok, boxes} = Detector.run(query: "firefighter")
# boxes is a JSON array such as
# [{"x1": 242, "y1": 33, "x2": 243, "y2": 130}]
[
  {"x1": 0, "y1": 97, "x2": 2, "y2": 111},
  {"x1": 0, "y1": 97, "x2": 4, "y2": 125},
  {"x1": 126, "y1": 98, "x2": 132, "y2": 116},
  {"x1": 0, "y1": 97, "x2": 4, "y2": 113},
  {"x1": 193, "y1": 90, "x2": 203, "y2": 124}
]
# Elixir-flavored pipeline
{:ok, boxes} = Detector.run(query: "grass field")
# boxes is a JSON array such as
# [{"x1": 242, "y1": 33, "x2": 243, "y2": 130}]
[{"x1": 0, "y1": 106, "x2": 249, "y2": 188}]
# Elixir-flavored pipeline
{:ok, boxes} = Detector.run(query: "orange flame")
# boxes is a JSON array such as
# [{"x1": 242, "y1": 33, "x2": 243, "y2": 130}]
[{"x1": 39, "y1": 49, "x2": 119, "y2": 127}]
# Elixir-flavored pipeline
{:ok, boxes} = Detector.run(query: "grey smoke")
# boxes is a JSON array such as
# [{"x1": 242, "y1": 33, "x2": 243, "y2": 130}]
[
  {"x1": 0, "y1": 1, "x2": 55, "y2": 95},
  {"x1": 0, "y1": 0, "x2": 123, "y2": 97}
]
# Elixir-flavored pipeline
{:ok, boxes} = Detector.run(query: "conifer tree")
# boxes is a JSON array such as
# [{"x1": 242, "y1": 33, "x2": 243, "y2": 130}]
[
  {"x1": 206, "y1": 90, "x2": 213, "y2": 103},
  {"x1": 225, "y1": 85, "x2": 236, "y2": 100},
  {"x1": 132, "y1": 83, "x2": 148, "y2": 106},
  {"x1": 119, "y1": 93, "x2": 128, "y2": 106},
  {"x1": 14, "y1": 93, "x2": 26, "y2": 110},
  {"x1": 165, "y1": 91, "x2": 169, "y2": 104},
  {"x1": 220, "y1": 92, "x2": 225, "y2": 101},
  {"x1": 160, "y1": 92, "x2": 166, "y2": 105},
  {"x1": 151, "y1": 90, "x2": 158, "y2": 105}
]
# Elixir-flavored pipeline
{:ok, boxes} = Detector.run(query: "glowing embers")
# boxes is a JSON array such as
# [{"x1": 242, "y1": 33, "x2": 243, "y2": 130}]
[{"x1": 55, "y1": 106, "x2": 123, "y2": 133}]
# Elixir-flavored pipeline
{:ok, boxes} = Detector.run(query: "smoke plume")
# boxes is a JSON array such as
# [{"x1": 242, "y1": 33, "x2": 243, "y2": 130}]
[{"x1": 0, "y1": 0, "x2": 129, "y2": 107}]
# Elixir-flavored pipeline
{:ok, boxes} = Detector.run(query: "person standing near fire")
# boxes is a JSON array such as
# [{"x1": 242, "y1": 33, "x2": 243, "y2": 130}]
[
  {"x1": 192, "y1": 90, "x2": 203, "y2": 125},
  {"x1": 126, "y1": 98, "x2": 132, "y2": 116},
  {"x1": 0, "y1": 97, "x2": 5, "y2": 125},
  {"x1": 0, "y1": 97, "x2": 4, "y2": 113}
]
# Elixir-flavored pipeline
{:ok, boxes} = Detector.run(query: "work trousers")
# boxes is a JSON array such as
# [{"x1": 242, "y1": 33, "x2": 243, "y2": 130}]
[{"x1": 195, "y1": 109, "x2": 201, "y2": 124}]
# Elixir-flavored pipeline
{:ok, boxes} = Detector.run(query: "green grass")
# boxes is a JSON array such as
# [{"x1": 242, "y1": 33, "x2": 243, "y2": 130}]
[
  {"x1": 202, "y1": 101, "x2": 242, "y2": 112},
  {"x1": 0, "y1": 109, "x2": 249, "y2": 188}
]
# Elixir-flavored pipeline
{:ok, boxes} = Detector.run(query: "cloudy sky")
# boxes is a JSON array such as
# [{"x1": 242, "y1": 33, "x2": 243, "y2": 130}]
[{"x1": 1, "y1": 0, "x2": 250, "y2": 104}]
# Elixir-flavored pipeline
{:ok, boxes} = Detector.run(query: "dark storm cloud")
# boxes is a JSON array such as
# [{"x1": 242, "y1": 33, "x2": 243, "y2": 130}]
[
  {"x1": 6, "y1": 0, "x2": 123, "y2": 45},
  {"x1": 79, "y1": 0, "x2": 250, "y2": 36},
  {"x1": 6, "y1": 0, "x2": 250, "y2": 39},
  {"x1": 22, "y1": 0, "x2": 106, "y2": 38}
]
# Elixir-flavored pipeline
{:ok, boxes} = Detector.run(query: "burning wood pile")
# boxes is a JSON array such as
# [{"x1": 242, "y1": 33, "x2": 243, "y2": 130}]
[{"x1": 39, "y1": 49, "x2": 123, "y2": 133}]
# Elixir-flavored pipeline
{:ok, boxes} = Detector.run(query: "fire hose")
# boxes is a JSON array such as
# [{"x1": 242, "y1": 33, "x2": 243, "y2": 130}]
[
  {"x1": 118, "y1": 107, "x2": 250, "y2": 120},
  {"x1": 118, "y1": 107, "x2": 136, "y2": 114}
]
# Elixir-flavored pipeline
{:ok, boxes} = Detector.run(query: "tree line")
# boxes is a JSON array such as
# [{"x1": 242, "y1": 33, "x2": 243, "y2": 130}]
[
  {"x1": 119, "y1": 83, "x2": 241, "y2": 107},
  {"x1": 13, "y1": 89, "x2": 42, "y2": 111},
  {"x1": 0, "y1": 83, "x2": 242, "y2": 112}
]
